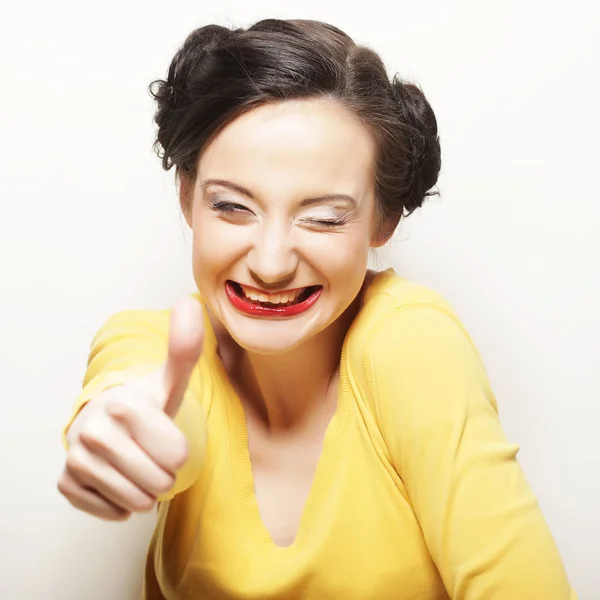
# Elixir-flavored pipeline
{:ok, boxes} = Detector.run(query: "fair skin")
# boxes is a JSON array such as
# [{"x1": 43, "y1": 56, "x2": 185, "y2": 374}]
[
  {"x1": 181, "y1": 98, "x2": 384, "y2": 424},
  {"x1": 179, "y1": 98, "x2": 392, "y2": 545},
  {"x1": 59, "y1": 98, "x2": 395, "y2": 546}
]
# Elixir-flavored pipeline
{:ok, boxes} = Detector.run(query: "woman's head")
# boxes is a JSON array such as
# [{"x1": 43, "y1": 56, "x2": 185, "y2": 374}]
[{"x1": 149, "y1": 19, "x2": 441, "y2": 354}]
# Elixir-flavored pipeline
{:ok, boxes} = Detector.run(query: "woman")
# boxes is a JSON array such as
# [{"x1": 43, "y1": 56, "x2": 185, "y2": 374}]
[{"x1": 59, "y1": 19, "x2": 576, "y2": 600}]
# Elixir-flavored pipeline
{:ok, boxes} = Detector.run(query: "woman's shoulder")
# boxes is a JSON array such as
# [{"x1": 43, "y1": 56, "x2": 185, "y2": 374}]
[
  {"x1": 348, "y1": 268, "x2": 461, "y2": 347},
  {"x1": 345, "y1": 268, "x2": 488, "y2": 418},
  {"x1": 345, "y1": 269, "x2": 480, "y2": 382}
]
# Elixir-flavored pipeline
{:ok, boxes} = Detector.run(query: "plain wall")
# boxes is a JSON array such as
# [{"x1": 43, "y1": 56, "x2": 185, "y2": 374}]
[{"x1": 1, "y1": 0, "x2": 598, "y2": 598}]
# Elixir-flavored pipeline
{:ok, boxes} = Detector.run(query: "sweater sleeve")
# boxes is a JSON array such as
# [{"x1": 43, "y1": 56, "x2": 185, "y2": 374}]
[
  {"x1": 62, "y1": 307, "x2": 207, "y2": 501},
  {"x1": 366, "y1": 304, "x2": 576, "y2": 599}
]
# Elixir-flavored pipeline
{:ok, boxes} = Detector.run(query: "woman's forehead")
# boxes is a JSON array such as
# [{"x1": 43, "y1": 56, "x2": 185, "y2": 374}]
[{"x1": 197, "y1": 99, "x2": 375, "y2": 200}]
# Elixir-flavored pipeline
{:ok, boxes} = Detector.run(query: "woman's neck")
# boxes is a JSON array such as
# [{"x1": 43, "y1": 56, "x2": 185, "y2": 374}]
[
  {"x1": 241, "y1": 313, "x2": 350, "y2": 432},
  {"x1": 213, "y1": 270, "x2": 376, "y2": 433}
]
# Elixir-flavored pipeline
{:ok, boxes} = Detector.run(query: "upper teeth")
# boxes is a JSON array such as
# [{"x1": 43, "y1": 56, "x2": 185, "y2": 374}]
[{"x1": 240, "y1": 284, "x2": 303, "y2": 304}]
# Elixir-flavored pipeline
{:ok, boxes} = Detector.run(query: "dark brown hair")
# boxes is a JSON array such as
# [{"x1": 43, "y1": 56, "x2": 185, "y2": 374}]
[{"x1": 149, "y1": 19, "x2": 441, "y2": 224}]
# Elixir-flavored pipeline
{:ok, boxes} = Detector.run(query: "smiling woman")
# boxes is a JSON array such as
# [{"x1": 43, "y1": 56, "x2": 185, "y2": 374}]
[
  {"x1": 181, "y1": 98, "x2": 384, "y2": 354},
  {"x1": 59, "y1": 18, "x2": 576, "y2": 600}
]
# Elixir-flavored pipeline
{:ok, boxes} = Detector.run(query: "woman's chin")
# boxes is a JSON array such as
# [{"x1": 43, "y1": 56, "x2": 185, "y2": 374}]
[
  {"x1": 223, "y1": 310, "x2": 321, "y2": 356},
  {"x1": 228, "y1": 328, "x2": 310, "y2": 356}
]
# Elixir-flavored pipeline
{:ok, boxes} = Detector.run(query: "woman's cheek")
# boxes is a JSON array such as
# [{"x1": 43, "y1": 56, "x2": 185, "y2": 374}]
[
  {"x1": 194, "y1": 220, "x2": 250, "y2": 262},
  {"x1": 304, "y1": 229, "x2": 370, "y2": 271}
]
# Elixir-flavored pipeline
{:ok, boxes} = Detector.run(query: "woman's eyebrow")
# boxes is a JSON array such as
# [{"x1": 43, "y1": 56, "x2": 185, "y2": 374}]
[
  {"x1": 199, "y1": 178, "x2": 357, "y2": 206},
  {"x1": 200, "y1": 179, "x2": 255, "y2": 198},
  {"x1": 299, "y1": 194, "x2": 357, "y2": 207}
]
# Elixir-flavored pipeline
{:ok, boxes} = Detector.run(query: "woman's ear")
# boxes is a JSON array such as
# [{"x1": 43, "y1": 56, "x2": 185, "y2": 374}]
[
  {"x1": 371, "y1": 214, "x2": 400, "y2": 248},
  {"x1": 178, "y1": 171, "x2": 194, "y2": 228}
]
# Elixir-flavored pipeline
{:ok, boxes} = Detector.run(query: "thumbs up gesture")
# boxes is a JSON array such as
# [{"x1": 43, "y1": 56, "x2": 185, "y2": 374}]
[{"x1": 58, "y1": 297, "x2": 204, "y2": 520}]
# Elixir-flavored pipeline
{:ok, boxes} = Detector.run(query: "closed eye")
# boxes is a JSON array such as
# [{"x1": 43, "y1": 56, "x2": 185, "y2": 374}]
[
  {"x1": 213, "y1": 201, "x2": 249, "y2": 213},
  {"x1": 302, "y1": 216, "x2": 348, "y2": 228},
  {"x1": 209, "y1": 198, "x2": 253, "y2": 215}
]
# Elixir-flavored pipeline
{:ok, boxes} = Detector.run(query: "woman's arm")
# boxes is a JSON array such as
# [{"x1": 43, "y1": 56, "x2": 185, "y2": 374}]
[
  {"x1": 366, "y1": 305, "x2": 576, "y2": 599},
  {"x1": 63, "y1": 306, "x2": 207, "y2": 500}
]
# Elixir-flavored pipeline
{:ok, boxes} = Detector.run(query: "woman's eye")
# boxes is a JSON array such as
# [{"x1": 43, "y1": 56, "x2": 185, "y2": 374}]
[
  {"x1": 210, "y1": 199, "x2": 252, "y2": 215},
  {"x1": 303, "y1": 217, "x2": 347, "y2": 228}
]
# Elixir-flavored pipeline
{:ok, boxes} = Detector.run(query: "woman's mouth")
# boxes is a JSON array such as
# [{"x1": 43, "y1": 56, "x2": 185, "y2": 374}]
[{"x1": 225, "y1": 281, "x2": 323, "y2": 317}]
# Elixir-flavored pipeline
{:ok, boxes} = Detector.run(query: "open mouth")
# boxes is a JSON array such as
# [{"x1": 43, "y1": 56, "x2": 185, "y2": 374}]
[{"x1": 225, "y1": 280, "x2": 323, "y2": 317}]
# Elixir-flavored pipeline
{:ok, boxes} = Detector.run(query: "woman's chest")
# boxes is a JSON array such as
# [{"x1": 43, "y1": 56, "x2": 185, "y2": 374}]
[
  {"x1": 248, "y1": 431, "x2": 325, "y2": 547},
  {"x1": 153, "y1": 415, "x2": 448, "y2": 600}
]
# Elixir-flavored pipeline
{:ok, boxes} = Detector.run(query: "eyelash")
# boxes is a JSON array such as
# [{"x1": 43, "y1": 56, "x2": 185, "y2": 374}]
[
  {"x1": 305, "y1": 217, "x2": 348, "y2": 228},
  {"x1": 209, "y1": 199, "x2": 249, "y2": 214},
  {"x1": 208, "y1": 197, "x2": 348, "y2": 228}
]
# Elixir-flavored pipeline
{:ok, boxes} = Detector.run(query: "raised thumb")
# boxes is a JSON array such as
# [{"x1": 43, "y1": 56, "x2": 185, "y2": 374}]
[{"x1": 162, "y1": 296, "x2": 204, "y2": 418}]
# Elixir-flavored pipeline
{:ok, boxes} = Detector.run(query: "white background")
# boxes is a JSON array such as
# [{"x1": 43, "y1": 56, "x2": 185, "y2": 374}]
[{"x1": 0, "y1": 0, "x2": 598, "y2": 598}]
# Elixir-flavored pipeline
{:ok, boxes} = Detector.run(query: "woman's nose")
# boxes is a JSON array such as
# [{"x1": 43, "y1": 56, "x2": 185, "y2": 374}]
[{"x1": 246, "y1": 227, "x2": 299, "y2": 287}]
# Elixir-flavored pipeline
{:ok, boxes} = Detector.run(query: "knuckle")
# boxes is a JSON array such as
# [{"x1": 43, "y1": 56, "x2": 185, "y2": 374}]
[
  {"x1": 56, "y1": 474, "x2": 71, "y2": 498},
  {"x1": 62, "y1": 492, "x2": 89, "y2": 514},
  {"x1": 105, "y1": 391, "x2": 154, "y2": 424},
  {"x1": 104, "y1": 394, "x2": 130, "y2": 415},
  {"x1": 79, "y1": 419, "x2": 110, "y2": 450},
  {"x1": 172, "y1": 439, "x2": 189, "y2": 470},
  {"x1": 173, "y1": 430, "x2": 189, "y2": 460},
  {"x1": 155, "y1": 473, "x2": 176, "y2": 495},
  {"x1": 132, "y1": 495, "x2": 155, "y2": 513},
  {"x1": 65, "y1": 445, "x2": 89, "y2": 477}
]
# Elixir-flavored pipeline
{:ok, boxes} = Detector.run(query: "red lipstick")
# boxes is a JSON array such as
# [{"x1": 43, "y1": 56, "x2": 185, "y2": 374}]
[{"x1": 225, "y1": 281, "x2": 322, "y2": 317}]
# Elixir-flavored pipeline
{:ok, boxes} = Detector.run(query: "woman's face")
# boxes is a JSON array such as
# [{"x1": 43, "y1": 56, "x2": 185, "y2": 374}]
[{"x1": 182, "y1": 98, "x2": 386, "y2": 354}]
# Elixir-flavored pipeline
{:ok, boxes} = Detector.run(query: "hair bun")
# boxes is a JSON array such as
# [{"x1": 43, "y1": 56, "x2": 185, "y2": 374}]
[
  {"x1": 169, "y1": 25, "x2": 239, "y2": 104},
  {"x1": 150, "y1": 25, "x2": 238, "y2": 106},
  {"x1": 149, "y1": 25, "x2": 239, "y2": 168},
  {"x1": 390, "y1": 77, "x2": 441, "y2": 214}
]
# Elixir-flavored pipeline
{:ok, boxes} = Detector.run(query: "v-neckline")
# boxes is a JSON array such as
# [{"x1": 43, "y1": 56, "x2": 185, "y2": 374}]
[{"x1": 202, "y1": 316, "x2": 351, "y2": 553}]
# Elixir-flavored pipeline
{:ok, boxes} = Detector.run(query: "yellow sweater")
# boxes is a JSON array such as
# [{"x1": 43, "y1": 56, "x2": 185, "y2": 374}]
[{"x1": 64, "y1": 269, "x2": 576, "y2": 599}]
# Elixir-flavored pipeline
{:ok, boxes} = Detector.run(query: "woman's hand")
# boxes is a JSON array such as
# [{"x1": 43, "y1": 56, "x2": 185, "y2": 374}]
[{"x1": 58, "y1": 297, "x2": 204, "y2": 521}]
